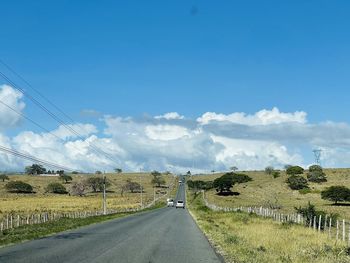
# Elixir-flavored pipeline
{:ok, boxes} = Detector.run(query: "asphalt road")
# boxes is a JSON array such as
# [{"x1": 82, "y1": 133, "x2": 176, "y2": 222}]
[{"x1": 0, "y1": 177, "x2": 222, "y2": 263}]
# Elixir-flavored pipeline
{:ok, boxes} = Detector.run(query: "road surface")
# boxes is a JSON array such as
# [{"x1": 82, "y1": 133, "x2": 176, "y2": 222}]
[{"x1": 0, "y1": 177, "x2": 222, "y2": 263}]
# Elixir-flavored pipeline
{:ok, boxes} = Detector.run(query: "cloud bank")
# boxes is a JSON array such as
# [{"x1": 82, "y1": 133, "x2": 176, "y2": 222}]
[{"x1": 0, "y1": 84, "x2": 349, "y2": 173}]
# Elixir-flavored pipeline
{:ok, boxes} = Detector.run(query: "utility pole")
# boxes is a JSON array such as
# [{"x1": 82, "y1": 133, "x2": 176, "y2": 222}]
[
  {"x1": 103, "y1": 171, "x2": 107, "y2": 215},
  {"x1": 139, "y1": 168, "x2": 143, "y2": 208},
  {"x1": 153, "y1": 186, "x2": 156, "y2": 204}
]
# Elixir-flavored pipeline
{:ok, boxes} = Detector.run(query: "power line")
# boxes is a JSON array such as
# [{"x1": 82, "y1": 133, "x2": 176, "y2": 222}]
[
  {"x1": 0, "y1": 67, "x2": 119, "y2": 167},
  {"x1": 0, "y1": 145, "x2": 76, "y2": 171}
]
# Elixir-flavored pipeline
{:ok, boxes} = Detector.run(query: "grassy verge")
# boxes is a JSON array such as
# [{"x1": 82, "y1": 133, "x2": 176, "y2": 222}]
[
  {"x1": 188, "y1": 192, "x2": 350, "y2": 263},
  {"x1": 0, "y1": 201, "x2": 165, "y2": 248}
]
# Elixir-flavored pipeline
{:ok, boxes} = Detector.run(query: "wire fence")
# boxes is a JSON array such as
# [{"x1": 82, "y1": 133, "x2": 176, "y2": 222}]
[{"x1": 202, "y1": 191, "x2": 350, "y2": 245}]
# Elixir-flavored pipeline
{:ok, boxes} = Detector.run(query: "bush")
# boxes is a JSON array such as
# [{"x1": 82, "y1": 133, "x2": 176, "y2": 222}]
[
  {"x1": 308, "y1": 165, "x2": 323, "y2": 173},
  {"x1": 187, "y1": 180, "x2": 213, "y2": 191},
  {"x1": 272, "y1": 171, "x2": 280, "y2": 178},
  {"x1": 321, "y1": 186, "x2": 350, "y2": 204},
  {"x1": 0, "y1": 174, "x2": 9, "y2": 182},
  {"x1": 265, "y1": 166, "x2": 274, "y2": 175},
  {"x1": 59, "y1": 174, "x2": 73, "y2": 184},
  {"x1": 286, "y1": 175, "x2": 308, "y2": 190},
  {"x1": 86, "y1": 177, "x2": 110, "y2": 192},
  {"x1": 46, "y1": 182, "x2": 67, "y2": 194},
  {"x1": 5, "y1": 181, "x2": 33, "y2": 193},
  {"x1": 307, "y1": 171, "x2": 327, "y2": 183},
  {"x1": 286, "y1": 166, "x2": 304, "y2": 176}
]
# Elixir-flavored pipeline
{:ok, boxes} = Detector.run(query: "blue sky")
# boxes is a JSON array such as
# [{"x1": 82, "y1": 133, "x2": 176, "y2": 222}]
[{"x1": 1, "y1": 1, "x2": 350, "y2": 172}]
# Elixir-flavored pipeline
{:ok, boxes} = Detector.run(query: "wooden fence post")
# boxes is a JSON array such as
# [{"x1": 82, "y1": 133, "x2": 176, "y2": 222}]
[
  {"x1": 343, "y1": 219, "x2": 346, "y2": 242},
  {"x1": 336, "y1": 220, "x2": 339, "y2": 241},
  {"x1": 329, "y1": 217, "x2": 332, "y2": 238},
  {"x1": 318, "y1": 215, "x2": 322, "y2": 232}
]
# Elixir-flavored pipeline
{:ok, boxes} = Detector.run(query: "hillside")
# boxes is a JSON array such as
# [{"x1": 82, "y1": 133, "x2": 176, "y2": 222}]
[{"x1": 193, "y1": 168, "x2": 350, "y2": 219}]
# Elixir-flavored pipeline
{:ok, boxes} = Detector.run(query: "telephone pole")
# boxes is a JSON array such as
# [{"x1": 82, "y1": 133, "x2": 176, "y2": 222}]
[
  {"x1": 103, "y1": 171, "x2": 107, "y2": 215},
  {"x1": 139, "y1": 168, "x2": 143, "y2": 208}
]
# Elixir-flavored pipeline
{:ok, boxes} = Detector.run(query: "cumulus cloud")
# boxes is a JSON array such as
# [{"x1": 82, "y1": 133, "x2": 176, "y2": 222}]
[
  {"x1": 197, "y1": 107, "x2": 307, "y2": 125},
  {"x1": 2, "y1": 105, "x2": 350, "y2": 172},
  {"x1": 0, "y1": 84, "x2": 25, "y2": 129}
]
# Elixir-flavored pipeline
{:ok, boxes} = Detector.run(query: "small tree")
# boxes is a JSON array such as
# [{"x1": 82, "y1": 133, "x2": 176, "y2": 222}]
[
  {"x1": 308, "y1": 165, "x2": 323, "y2": 173},
  {"x1": 186, "y1": 171, "x2": 191, "y2": 176},
  {"x1": 0, "y1": 174, "x2": 9, "y2": 182},
  {"x1": 25, "y1": 164, "x2": 46, "y2": 175},
  {"x1": 151, "y1": 171, "x2": 166, "y2": 187},
  {"x1": 86, "y1": 177, "x2": 110, "y2": 192},
  {"x1": 213, "y1": 174, "x2": 234, "y2": 194},
  {"x1": 95, "y1": 171, "x2": 102, "y2": 175},
  {"x1": 230, "y1": 166, "x2": 238, "y2": 172},
  {"x1": 59, "y1": 174, "x2": 73, "y2": 184},
  {"x1": 46, "y1": 182, "x2": 67, "y2": 194},
  {"x1": 5, "y1": 181, "x2": 33, "y2": 193},
  {"x1": 286, "y1": 166, "x2": 304, "y2": 176},
  {"x1": 321, "y1": 186, "x2": 350, "y2": 205},
  {"x1": 286, "y1": 175, "x2": 308, "y2": 190},
  {"x1": 272, "y1": 171, "x2": 280, "y2": 178},
  {"x1": 121, "y1": 179, "x2": 141, "y2": 195},
  {"x1": 70, "y1": 181, "x2": 87, "y2": 196},
  {"x1": 307, "y1": 171, "x2": 327, "y2": 183},
  {"x1": 265, "y1": 166, "x2": 274, "y2": 175},
  {"x1": 71, "y1": 171, "x2": 79, "y2": 174},
  {"x1": 115, "y1": 168, "x2": 123, "y2": 174}
]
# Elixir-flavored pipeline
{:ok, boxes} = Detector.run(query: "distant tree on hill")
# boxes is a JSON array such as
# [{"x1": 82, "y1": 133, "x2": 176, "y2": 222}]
[
  {"x1": 151, "y1": 171, "x2": 165, "y2": 187},
  {"x1": 0, "y1": 174, "x2": 9, "y2": 182},
  {"x1": 5, "y1": 181, "x2": 33, "y2": 193},
  {"x1": 70, "y1": 181, "x2": 87, "y2": 196},
  {"x1": 321, "y1": 186, "x2": 350, "y2": 205},
  {"x1": 265, "y1": 166, "x2": 274, "y2": 175},
  {"x1": 95, "y1": 171, "x2": 102, "y2": 175},
  {"x1": 213, "y1": 172, "x2": 252, "y2": 195},
  {"x1": 308, "y1": 165, "x2": 323, "y2": 173},
  {"x1": 286, "y1": 166, "x2": 304, "y2": 176},
  {"x1": 114, "y1": 168, "x2": 123, "y2": 174},
  {"x1": 186, "y1": 171, "x2": 191, "y2": 176},
  {"x1": 86, "y1": 177, "x2": 110, "y2": 192},
  {"x1": 286, "y1": 175, "x2": 308, "y2": 190},
  {"x1": 121, "y1": 179, "x2": 141, "y2": 195},
  {"x1": 25, "y1": 164, "x2": 46, "y2": 175},
  {"x1": 230, "y1": 166, "x2": 238, "y2": 172},
  {"x1": 59, "y1": 174, "x2": 73, "y2": 184},
  {"x1": 71, "y1": 171, "x2": 79, "y2": 174},
  {"x1": 46, "y1": 183, "x2": 67, "y2": 194}
]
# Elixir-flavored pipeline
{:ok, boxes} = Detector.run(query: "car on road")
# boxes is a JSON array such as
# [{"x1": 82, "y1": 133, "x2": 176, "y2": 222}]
[
  {"x1": 175, "y1": 200, "x2": 185, "y2": 209},
  {"x1": 167, "y1": 198, "x2": 174, "y2": 207},
  {"x1": 178, "y1": 180, "x2": 182, "y2": 184}
]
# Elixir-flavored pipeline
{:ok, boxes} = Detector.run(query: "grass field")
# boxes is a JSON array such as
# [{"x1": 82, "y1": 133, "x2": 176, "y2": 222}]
[
  {"x1": 193, "y1": 168, "x2": 350, "y2": 219},
  {"x1": 188, "y1": 192, "x2": 350, "y2": 263},
  {"x1": 0, "y1": 172, "x2": 177, "y2": 218}
]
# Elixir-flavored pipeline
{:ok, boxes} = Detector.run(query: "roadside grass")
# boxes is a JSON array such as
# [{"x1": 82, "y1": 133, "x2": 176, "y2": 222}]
[
  {"x1": 0, "y1": 201, "x2": 165, "y2": 247},
  {"x1": 188, "y1": 192, "x2": 350, "y2": 263},
  {"x1": 193, "y1": 168, "x2": 350, "y2": 219},
  {"x1": 0, "y1": 173, "x2": 176, "y2": 218}
]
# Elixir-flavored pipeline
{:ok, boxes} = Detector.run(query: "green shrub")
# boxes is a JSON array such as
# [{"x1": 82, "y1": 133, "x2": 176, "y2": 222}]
[
  {"x1": 272, "y1": 171, "x2": 280, "y2": 178},
  {"x1": 286, "y1": 166, "x2": 304, "y2": 176},
  {"x1": 0, "y1": 174, "x2": 9, "y2": 182},
  {"x1": 286, "y1": 175, "x2": 308, "y2": 190},
  {"x1": 5, "y1": 181, "x2": 33, "y2": 193},
  {"x1": 46, "y1": 182, "x2": 67, "y2": 194},
  {"x1": 307, "y1": 171, "x2": 327, "y2": 183}
]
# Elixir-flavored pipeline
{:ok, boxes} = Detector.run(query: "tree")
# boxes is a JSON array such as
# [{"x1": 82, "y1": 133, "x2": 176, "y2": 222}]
[
  {"x1": 307, "y1": 171, "x2": 327, "y2": 183},
  {"x1": 186, "y1": 171, "x2": 191, "y2": 176},
  {"x1": 213, "y1": 173, "x2": 234, "y2": 194},
  {"x1": 286, "y1": 175, "x2": 308, "y2": 190},
  {"x1": 115, "y1": 168, "x2": 123, "y2": 174},
  {"x1": 230, "y1": 166, "x2": 238, "y2": 172},
  {"x1": 187, "y1": 180, "x2": 213, "y2": 192},
  {"x1": 46, "y1": 183, "x2": 67, "y2": 194},
  {"x1": 321, "y1": 186, "x2": 350, "y2": 204},
  {"x1": 265, "y1": 166, "x2": 274, "y2": 175},
  {"x1": 272, "y1": 171, "x2": 280, "y2": 178},
  {"x1": 0, "y1": 174, "x2": 9, "y2": 182},
  {"x1": 59, "y1": 174, "x2": 73, "y2": 184},
  {"x1": 121, "y1": 179, "x2": 141, "y2": 195},
  {"x1": 308, "y1": 165, "x2": 323, "y2": 173},
  {"x1": 231, "y1": 173, "x2": 252, "y2": 184},
  {"x1": 71, "y1": 171, "x2": 79, "y2": 174},
  {"x1": 95, "y1": 171, "x2": 102, "y2": 175},
  {"x1": 86, "y1": 177, "x2": 110, "y2": 192},
  {"x1": 25, "y1": 164, "x2": 46, "y2": 175},
  {"x1": 5, "y1": 181, "x2": 33, "y2": 193},
  {"x1": 151, "y1": 171, "x2": 166, "y2": 187},
  {"x1": 70, "y1": 181, "x2": 87, "y2": 196},
  {"x1": 56, "y1": 170, "x2": 64, "y2": 175},
  {"x1": 286, "y1": 166, "x2": 304, "y2": 176}
]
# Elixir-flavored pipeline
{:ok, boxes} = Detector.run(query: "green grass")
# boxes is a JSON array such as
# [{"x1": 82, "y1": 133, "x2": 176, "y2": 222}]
[
  {"x1": 0, "y1": 201, "x2": 165, "y2": 247},
  {"x1": 193, "y1": 169, "x2": 350, "y2": 219},
  {"x1": 188, "y1": 192, "x2": 350, "y2": 263}
]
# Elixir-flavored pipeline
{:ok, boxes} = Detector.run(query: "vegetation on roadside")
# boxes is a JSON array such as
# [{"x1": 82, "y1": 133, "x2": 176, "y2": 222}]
[{"x1": 188, "y1": 192, "x2": 350, "y2": 263}]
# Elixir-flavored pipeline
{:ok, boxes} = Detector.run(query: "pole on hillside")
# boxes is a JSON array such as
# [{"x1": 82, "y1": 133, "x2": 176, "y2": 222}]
[
  {"x1": 139, "y1": 168, "x2": 143, "y2": 208},
  {"x1": 103, "y1": 171, "x2": 107, "y2": 215}
]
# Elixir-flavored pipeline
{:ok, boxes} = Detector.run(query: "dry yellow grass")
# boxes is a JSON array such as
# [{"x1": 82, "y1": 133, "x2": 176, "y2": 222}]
[
  {"x1": 0, "y1": 172, "x2": 177, "y2": 218},
  {"x1": 188, "y1": 193, "x2": 350, "y2": 263},
  {"x1": 193, "y1": 168, "x2": 350, "y2": 219}
]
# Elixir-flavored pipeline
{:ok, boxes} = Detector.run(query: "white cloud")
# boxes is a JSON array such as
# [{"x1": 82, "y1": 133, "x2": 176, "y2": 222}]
[
  {"x1": 0, "y1": 85, "x2": 25, "y2": 129},
  {"x1": 197, "y1": 107, "x2": 307, "y2": 125},
  {"x1": 2, "y1": 106, "x2": 350, "y2": 172},
  {"x1": 155, "y1": 112, "x2": 185, "y2": 120},
  {"x1": 52, "y1": 123, "x2": 98, "y2": 140}
]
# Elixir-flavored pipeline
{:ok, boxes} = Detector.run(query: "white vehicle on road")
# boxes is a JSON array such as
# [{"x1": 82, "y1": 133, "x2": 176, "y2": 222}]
[
  {"x1": 175, "y1": 200, "x2": 185, "y2": 209},
  {"x1": 167, "y1": 198, "x2": 174, "y2": 207}
]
